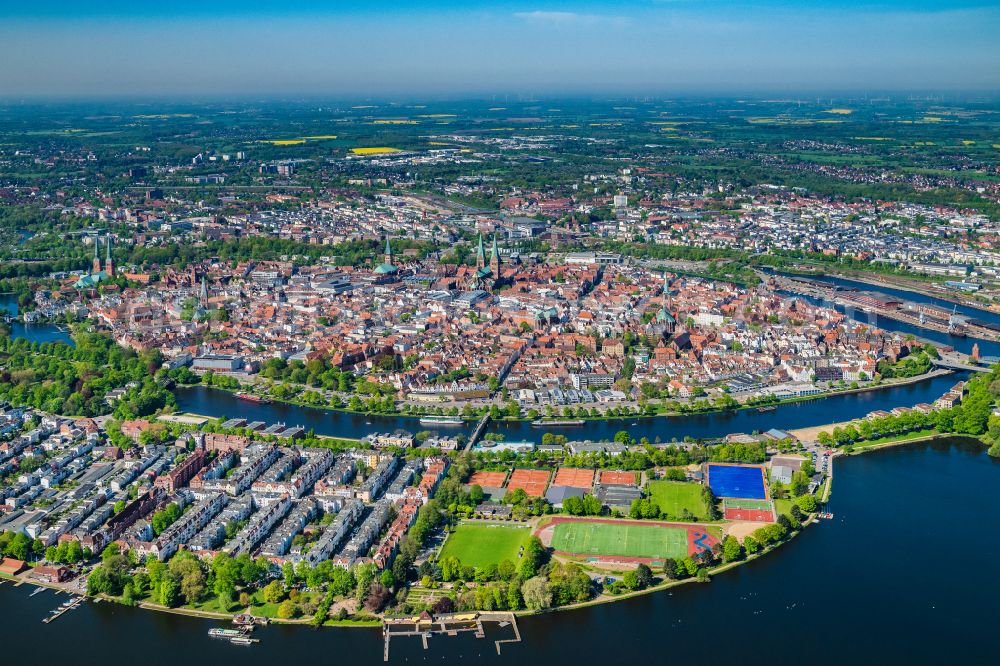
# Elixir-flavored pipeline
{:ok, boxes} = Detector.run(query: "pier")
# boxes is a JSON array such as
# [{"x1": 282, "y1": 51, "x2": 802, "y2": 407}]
[
  {"x1": 42, "y1": 596, "x2": 83, "y2": 624},
  {"x1": 382, "y1": 611, "x2": 520, "y2": 661}
]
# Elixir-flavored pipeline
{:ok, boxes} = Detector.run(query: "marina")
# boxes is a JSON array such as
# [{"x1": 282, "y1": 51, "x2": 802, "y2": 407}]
[{"x1": 41, "y1": 596, "x2": 84, "y2": 624}]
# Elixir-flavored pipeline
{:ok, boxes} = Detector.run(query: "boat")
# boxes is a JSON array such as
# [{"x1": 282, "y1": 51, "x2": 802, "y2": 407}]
[
  {"x1": 230, "y1": 637, "x2": 258, "y2": 646},
  {"x1": 757, "y1": 406, "x2": 776, "y2": 413},
  {"x1": 531, "y1": 419, "x2": 584, "y2": 427},
  {"x1": 419, "y1": 415, "x2": 465, "y2": 426},
  {"x1": 209, "y1": 628, "x2": 246, "y2": 639},
  {"x1": 29, "y1": 587, "x2": 45, "y2": 597},
  {"x1": 235, "y1": 392, "x2": 271, "y2": 404}
]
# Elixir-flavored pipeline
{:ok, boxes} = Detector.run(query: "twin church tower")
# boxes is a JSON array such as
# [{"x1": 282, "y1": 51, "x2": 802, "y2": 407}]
[{"x1": 92, "y1": 236, "x2": 115, "y2": 277}]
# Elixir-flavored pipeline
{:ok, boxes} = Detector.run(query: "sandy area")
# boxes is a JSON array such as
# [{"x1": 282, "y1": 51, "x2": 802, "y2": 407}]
[{"x1": 725, "y1": 521, "x2": 771, "y2": 541}]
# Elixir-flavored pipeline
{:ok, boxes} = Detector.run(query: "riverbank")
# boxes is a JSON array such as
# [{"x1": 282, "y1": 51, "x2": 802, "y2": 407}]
[
  {"x1": 778, "y1": 264, "x2": 1000, "y2": 317},
  {"x1": 177, "y1": 367, "x2": 955, "y2": 431}
]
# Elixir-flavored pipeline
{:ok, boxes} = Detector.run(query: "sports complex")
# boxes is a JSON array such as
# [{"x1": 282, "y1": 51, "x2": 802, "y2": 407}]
[{"x1": 446, "y1": 461, "x2": 778, "y2": 572}]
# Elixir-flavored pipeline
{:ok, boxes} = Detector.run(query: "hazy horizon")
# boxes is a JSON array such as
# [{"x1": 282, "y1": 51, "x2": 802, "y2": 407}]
[{"x1": 2, "y1": 1, "x2": 999, "y2": 97}]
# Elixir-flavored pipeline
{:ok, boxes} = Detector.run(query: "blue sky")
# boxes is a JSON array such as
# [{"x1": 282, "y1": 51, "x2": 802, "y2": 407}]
[{"x1": 1, "y1": 2, "x2": 998, "y2": 96}]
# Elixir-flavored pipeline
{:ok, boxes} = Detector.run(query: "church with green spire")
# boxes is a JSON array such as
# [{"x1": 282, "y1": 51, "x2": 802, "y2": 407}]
[
  {"x1": 472, "y1": 232, "x2": 504, "y2": 291},
  {"x1": 74, "y1": 235, "x2": 110, "y2": 289},
  {"x1": 373, "y1": 237, "x2": 400, "y2": 281}
]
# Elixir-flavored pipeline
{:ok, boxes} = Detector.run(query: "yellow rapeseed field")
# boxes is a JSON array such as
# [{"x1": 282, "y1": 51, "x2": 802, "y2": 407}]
[{"x1": 351, "y1": 147, "x2": 401, "y2": 155}]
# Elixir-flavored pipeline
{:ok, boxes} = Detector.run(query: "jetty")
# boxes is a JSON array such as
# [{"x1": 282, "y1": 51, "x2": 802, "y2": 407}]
[
  {"x1": 382, "y1": 611, "x2": 520, "y2": 661},
  {"x1": 42, "y1": 596, "x2": 83, "y2": 624}
]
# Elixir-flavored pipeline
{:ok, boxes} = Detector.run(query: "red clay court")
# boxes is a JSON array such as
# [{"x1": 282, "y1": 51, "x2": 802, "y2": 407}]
[
  {"x1": 467, "y1": 470, "x2": 508, "y2": 489},
  {"x1": 506, "y1": 469, "x2": 551, "y2": 497},
  {"x1": 722, "y1": 498, "x2": 775, "y2": 523},
  {"x1": 598, "y1": 470, "x2": 638, "y2": 486},
  {"x1": 552, "y1": 467, "x2": 595, "y2": 489}
]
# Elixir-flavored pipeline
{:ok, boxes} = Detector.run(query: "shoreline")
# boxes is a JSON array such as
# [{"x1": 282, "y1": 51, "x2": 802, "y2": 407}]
[{"x1": 782, "y1": 265, "x2": 1000, "y2": 317}]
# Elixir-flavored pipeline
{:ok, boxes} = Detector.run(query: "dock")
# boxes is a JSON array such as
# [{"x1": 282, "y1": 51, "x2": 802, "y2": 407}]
[
  {"x1": 382, "y1": 611, "x2": 520, "y2": 661},
  {"x1": 42, "y1": 596, "x2": 83, "y2": 623}
]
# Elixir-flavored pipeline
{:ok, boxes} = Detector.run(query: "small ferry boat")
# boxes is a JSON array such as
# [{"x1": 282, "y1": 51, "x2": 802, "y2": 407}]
[
  {"x1": 530, "y1": 419, "x2": 584, "y2": 427},
  {"x1": 209, "y1": 628, "x2": 246, "y2": 639},
  {"x1": 235, "y1": 392, "x2": 271, "y2": 404},
  {"x1": 419, "y1": 415, "x2": 465, "y2": 426},
  {"x1": 230, "y1": 637, "x2": 258, "y2": 646}
]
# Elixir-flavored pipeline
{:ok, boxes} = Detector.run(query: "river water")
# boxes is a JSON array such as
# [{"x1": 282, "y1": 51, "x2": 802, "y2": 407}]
[
  {"x1": 0, "y1": 295, "x2": 74, "y2": 345},
  {"x1": 774, "y1": 272, "x2": 1000, "y2": 358},
  {"x1": 1, "y1": 436, "x2": 996, "y2": 664},
  {"x1": 175, "y1": 370, "x2": 967, "y2": 444}
]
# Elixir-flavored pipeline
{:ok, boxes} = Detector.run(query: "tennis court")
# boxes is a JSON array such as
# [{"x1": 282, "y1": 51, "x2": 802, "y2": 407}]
[
  {"x1": 552, "y1": 467, "x2": 595, "y2": 490},
  {"x1": 598, "y1": 470, "x2": 639, "y2": 486},
  {"x1": 467, "y1": 470, "x2": 508, "y2": 489},
  {"x1": 506, "y1": 468, "x2": 551, "y2": 497},
  {"x1": 707, "y1": 463, "x2": 768, "y2": 499},
  {"x1": 723, "y1": 498, "x2": 775, "y2": 522}
]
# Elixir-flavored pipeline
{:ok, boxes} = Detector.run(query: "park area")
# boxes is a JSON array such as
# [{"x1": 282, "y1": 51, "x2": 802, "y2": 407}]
[
  {"x1": 648, "y1": 480, "x2": 708, "y2": 520},
  {"x1": 438, "y1": 523, "x2": 533, "y2": 568},
  {"x1": 542, "y1": 517, "x2": 720, "y2": 564}
]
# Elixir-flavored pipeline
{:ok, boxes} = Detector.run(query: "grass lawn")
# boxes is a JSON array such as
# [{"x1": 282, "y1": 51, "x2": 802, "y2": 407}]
[
  {"x1": 774, "y1": 499, "x2": 794, "y2": 519},
  {"x1": 551, "y1": 521, "x2": 689, "y2": 560},
  {"x1": 439, "y1": 523, "x2": 533, "y2": 568},
  {"x1": 648, "y1": 480, "x2": 708, "y2": 520},
  {"x1": 851, "y1": 429, "x2": 937, "y2": 450}
]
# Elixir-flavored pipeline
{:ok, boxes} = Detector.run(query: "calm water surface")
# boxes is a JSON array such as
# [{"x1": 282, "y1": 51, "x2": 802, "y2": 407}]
[{"x1": 176, "y1": 371, "x2": 968, "y2": 443}]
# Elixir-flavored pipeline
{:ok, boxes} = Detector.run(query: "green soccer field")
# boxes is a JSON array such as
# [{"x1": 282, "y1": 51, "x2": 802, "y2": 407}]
[
  {"x1": 550, "y1": 521, "x2": 689, "y2": 560},
  {"x1": 439, "y1": 523, "x2": 533, "y2": 568},
  {"x1": 648, "y1": 480, "x2": 709, "y2": 520}
]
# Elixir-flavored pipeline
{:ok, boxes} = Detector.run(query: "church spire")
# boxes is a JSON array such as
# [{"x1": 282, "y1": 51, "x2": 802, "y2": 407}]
[
  {"x1": 92, "y1": 236, "x2": 101, "y2": 274},
  {"x1": 200, "y1": 274, "x2": 208, "y2": 308},
  {"x1": 384, "y1": 237, "x2": 393, "y2": 265},
  {"x1": 476, "y1": 233, "x2": 486, "y2": 269},
  {"x1": 105, "y1": 235, "x2": 114, "y2": 276},
  {"x1": 489, "y1": 233, "x2": 501, "y2": 275}
]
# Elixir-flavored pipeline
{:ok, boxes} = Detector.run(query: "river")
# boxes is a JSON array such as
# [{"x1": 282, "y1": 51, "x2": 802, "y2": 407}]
[
  {"x1": 1, "y1": 436, "x2": 996, "y2": 664},
  {"x1": 175, "y1": 371, "x2": 967, "y2": 444},
  {"x1": 0, "y1": 295, "x2": 74, "y2": 346},
  {"x1": 772, "y1": 272, "x2": 1000, "y2": 358}
]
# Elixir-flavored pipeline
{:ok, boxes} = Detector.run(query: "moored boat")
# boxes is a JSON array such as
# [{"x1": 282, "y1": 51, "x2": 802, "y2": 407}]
[
  {"x1": 419, "y1": 415, "x2": 465, "y2": 426},
  {"x1": 530, "y1": 419, "x2": 584, "y2": 427},
  {"x1": 235, "y1": 392, "x2": 272, "y2": 404}
]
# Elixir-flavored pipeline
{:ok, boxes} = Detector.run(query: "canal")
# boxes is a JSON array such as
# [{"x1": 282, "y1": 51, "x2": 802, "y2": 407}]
[
  {"x1": 175, "y1": 370, "x2": 967, "y2": 444},
  {"x1": 2, "y1": 436, "x2": 996, "y2": 664}
]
